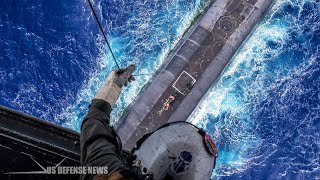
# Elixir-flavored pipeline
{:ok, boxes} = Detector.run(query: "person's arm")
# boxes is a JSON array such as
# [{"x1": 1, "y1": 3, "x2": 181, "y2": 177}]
[
  {"x1": 80, "y1": 99, "x2": 124, "y2": 178},
  {"x1": 80, "y1": 65, "x2": 135, "y2": 180}
]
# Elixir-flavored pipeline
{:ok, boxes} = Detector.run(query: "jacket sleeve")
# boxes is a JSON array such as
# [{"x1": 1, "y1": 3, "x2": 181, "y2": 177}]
[{"x1": 80, "y1": 99, "x2": 125, "y2": 179}]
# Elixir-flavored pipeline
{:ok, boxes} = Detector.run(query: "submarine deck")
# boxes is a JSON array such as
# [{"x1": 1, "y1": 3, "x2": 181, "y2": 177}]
[{"x1": 116, "y1": 0, "x2": 275, "y2": 150}]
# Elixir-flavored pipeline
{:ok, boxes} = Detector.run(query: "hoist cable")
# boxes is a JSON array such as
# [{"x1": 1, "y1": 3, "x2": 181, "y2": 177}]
[{"x1": 87, "y1": 0, "x2": 120, "y2": 69}]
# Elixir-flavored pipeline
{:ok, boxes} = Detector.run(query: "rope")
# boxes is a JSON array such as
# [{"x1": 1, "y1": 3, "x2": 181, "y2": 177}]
[
  {"x1": 133, "y1": 73, "x2": 151, "y2": 76},
  {"x1": 87, "y1": 0, "x2": 120, "y2": 69}
]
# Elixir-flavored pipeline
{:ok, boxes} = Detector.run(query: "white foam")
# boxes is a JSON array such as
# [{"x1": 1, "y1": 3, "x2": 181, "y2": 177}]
[{"x1": 57, "y1": 0, "x2": 211, "y2": 130}]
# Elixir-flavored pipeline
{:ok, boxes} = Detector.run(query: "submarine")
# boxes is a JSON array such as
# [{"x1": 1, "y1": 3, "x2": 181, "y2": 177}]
[
  {"x1": 0, "y1": 0, "x2": 219, "y2": 179},
  {"x1": 0, "y1": 0, "x2": 276, "y2": 179}
]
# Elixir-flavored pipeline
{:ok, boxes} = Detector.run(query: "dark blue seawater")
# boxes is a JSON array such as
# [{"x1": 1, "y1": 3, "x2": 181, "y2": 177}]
[
  {"x1": 189, "y1": 0, "x2": 320, "y2": 179},
  {"x1": 0, "y1": 0, "x2": 100, "y2": 124},
  {"x1": 0, "y1": 0, "x2": 210, "y2": 128}
]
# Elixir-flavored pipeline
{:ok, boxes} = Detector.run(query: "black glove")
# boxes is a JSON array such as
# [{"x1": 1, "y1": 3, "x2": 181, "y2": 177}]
[{"x1": 114, "y1": 64, "x2": 136, "y2": 87}]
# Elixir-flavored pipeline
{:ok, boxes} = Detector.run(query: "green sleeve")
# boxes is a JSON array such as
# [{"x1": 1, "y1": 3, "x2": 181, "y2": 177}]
[{"x1": 80, "y1": 99, "x2": 125, "y2": 180}]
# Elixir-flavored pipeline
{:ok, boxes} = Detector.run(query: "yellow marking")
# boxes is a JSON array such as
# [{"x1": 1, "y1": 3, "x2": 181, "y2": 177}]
[{"x1": 157, "y1": 98, "x2": 173, "y2": 116}]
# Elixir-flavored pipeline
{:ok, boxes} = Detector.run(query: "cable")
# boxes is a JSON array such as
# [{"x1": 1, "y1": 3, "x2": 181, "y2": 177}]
[
  {"x1": 133, "y1": 74, "x2": 151, "y2": 76},
  {"x1": 87, "y1": 0, "x2": 120, "y2": 69}
]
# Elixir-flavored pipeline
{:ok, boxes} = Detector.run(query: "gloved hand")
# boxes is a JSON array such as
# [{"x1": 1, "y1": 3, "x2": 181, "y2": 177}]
[
  {"x1": 114, "y1": 64, "x2": 136, "y2": 87},
  {"x1": 93, "y1": 65, "x2": 136, "y2": 108}
]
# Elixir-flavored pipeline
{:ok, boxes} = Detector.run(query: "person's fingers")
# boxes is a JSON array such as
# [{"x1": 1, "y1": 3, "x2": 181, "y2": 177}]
[{"x1": 128, "y1": 76, "x2": 135, "y2": 82}]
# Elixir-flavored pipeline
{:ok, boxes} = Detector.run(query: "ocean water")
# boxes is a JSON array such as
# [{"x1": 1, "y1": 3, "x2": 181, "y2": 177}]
[
  {"x1": 1, "y1": 0, "x2": 319, "y2": 179},
  {"x1": 0, "y1": 0, "x2": 211, "y2": 129},
  {"x1": 188, "y1": 0, "x2": 320, "y2": 179}
]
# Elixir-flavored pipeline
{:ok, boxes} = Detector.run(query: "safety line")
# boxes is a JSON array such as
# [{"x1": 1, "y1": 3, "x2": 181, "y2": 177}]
[{"x1": 87, "y1": 0, "x2": 120, "y2": 69}]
